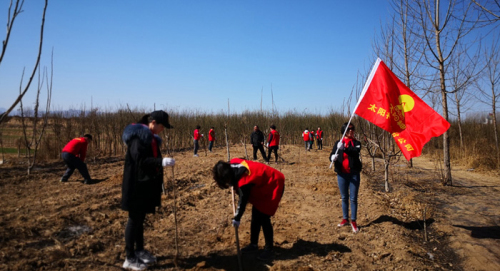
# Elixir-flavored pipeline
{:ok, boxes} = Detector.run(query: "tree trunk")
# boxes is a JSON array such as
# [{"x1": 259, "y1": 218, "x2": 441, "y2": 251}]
[
  {"x1": 492, "y1": 87, "x2": 499, "y2": 168},
  {"x1": 455, "y1": 91, "x2": 464, "y2": 157},
  {"x1": 384, "y1": 158, "x2": 390, "y2": 192}
]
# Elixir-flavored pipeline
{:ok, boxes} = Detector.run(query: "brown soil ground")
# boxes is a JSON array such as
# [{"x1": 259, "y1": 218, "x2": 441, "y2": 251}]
[{"x1": 0, "y1": 144, "x2": 499, "y2": 271}]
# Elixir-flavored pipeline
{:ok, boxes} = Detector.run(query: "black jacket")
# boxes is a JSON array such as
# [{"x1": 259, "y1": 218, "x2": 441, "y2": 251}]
[
  {"x1": 250, "y1": 130, "x2": 265, "y2": 147},
  {"x1": 329, "y1": 138, "x2": 362, "y2": 174},
  {"x1": 121, "y1": 124, "x2": 163, "y2": 213}
]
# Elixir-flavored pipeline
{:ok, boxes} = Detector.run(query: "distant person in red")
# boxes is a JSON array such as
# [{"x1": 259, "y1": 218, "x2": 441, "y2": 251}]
[
  {"x1": 212, "y1": 158, "x2": 285, "y2": 261},
  {"x1": 267, "y1": 125, "x2": 280, "y2": 163},
  {"x1": 193, "y1": 125, "x2": 203, "y2": 157},
  {"x1": 60, "y1": 134, "x2": 93, "y2": 184},
  {"x1": 302, "y1": 128, "x2": 310, "y2": 151},
  {"x1": 316, "y1": 127, "x2": 323, "y2": 150},
  {"x1": 208, "y1": 127, "x2": 215, "y2": 152},
  {"x1": 309, "y1": 130, "x2": 315, "y2": 150}
]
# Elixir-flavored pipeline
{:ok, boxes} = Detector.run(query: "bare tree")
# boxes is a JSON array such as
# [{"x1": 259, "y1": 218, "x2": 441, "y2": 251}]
[
  {"x1": 448, "y1": 45, "x2": 482, "y2": 155},
  {"x1": 18, "y1": 51, "x2": 53, "y2": 175},
  {"x1": 0, "y1": 0, "x2": 48, "y2": 125},
  {"x1": 476, "y1": 35, "x2": 500, "y2": 167},
  {"x1": 472, "y1": 0, "x2": 500, "y2": 22},
  {"x1": 414, "y1": 0, "x2": 484, "y2": 185}
]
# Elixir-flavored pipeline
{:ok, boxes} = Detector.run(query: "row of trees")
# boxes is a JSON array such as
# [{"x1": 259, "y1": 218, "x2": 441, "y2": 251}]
[
  {"x1": 369, "y1": 0, "x2": 500, "y2": 185},
  {"x1": 1, "y1": 0, "x2": 499, "y2": 184}
]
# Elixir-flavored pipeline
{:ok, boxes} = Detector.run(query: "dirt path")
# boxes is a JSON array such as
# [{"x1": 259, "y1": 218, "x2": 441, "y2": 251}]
[
  {"x1": 412, "y1": 158, "x2": 500, "y2": 271},
  {"x1": 0, "y1": 144, "x2": 497, "y2": 270}
]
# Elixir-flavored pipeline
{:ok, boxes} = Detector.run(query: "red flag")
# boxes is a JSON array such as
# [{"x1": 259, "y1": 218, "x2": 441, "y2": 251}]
[{"x1": 354, "y1": 58, "x2": 450, "y2": 160}]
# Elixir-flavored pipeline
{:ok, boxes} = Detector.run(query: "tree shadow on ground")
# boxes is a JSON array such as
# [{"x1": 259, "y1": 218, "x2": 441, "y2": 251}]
[
  {"x1": 453, "y1": 225, "x2": 500, "y2": 239},
  {"x1": 153, "y1": 239, "x2": 351, "y2": 270},
  {"x1": 365, "y1": 215, "x2": 435, "y2": 230}
]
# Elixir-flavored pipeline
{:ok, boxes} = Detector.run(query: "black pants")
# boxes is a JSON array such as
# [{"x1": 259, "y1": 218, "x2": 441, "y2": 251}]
[
  {"x1": 250, "y1": 207, "x2": 273, "y2": 250},
  {"x1": 267, "y1": 146, "x2": 279, "y2": 162},
  {"x1": 193, "y1": 140, "x2": 199, "y2": 155},
  {"x1": 253, "y1": 145, "x2": 268, "y2": 161},
  {"x1": 317, "y1": 139, "x2": 323, "y2": 150},
  {"x1": 61, "y1": 152, "x2": 91, "y2": 181},
  {"x1": 125, "y1": 210, "x2": 146, "y2": 259}
]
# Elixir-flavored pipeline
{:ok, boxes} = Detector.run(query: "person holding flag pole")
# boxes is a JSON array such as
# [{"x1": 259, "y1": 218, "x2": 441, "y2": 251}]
[
  {"x1": 329, "y1": 57, "x2": 451, "y2": 232},
  {"x1": 329, "y1": 122, "x2": 362, "y2": 233}
]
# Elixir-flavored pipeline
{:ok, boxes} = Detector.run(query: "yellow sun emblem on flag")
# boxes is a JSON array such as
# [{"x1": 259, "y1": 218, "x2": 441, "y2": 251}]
[
  {"x1": 395, "y1": 94, "x2": 415, "y2": 118},
  {"x1": 398, "y1": 94, "x2": 415, "y2": 112}
]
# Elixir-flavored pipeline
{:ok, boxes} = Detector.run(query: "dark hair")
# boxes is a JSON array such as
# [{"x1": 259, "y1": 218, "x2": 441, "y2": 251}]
[
  {"x1": 212, "y1": 161, "x2": 233, "y2": 189},
  {"x1": 83, "y1": 134, "x2": 93, "y2": 140},
  {"x1": 196, "y1": 125, "x2": 201, "y2": 129},
  {"x1": 211, "y1": 126, "x2": 214, "y2": 129},
  {"x1": 340, "y1": 122, "x2": 355, "y2": 134},
  {"x1": 270, "y1": 125, "x2": 276, "y2": 130},
  {"x1": 305, "y1": 127, "x2": 309, "y2": 130},
  {"x1": 138, "y1": 114, "x2": 153, "y2": 125}
]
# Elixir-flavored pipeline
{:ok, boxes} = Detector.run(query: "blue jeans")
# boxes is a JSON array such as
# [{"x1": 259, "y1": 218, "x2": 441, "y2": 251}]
[
  {"x1": 208, "y1": 141, "x2": 213, "y2": 151},
  {"x1": 337, "y1": 172, "x2": 360, "y2": 221}
]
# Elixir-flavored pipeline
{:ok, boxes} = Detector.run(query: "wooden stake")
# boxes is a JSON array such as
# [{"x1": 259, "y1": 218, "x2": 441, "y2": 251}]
[
  {"x1": 171, "y1": 166, "x2": 180, "y2": 267},
  {"x1": 232, "y1": 188, "x2": 244, "y2": 271}
]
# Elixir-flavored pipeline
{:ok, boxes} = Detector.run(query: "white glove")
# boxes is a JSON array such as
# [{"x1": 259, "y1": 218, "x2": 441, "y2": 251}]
[
  {"x1": 331, "y1": 154, "x2": 338, "y2": 162},
  {"x1": 266, "y1": 143, "x2": 269, "y2": 148},
  {"x1": 337, "y1": 141, "x2": 344, "y2": 150},
  {"x1": 201, "y1": 134, "x2": 204, "y2": 137},
  {"x1": 232, "y1": 219, "x2": 240, "y2": 227},
  {"x1": 162, "y1": 157, "x2": 175, "y2": 167}
]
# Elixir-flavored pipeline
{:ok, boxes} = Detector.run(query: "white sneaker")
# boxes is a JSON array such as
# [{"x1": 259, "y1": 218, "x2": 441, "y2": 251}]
[
  {"x1": 194, "y1": 154, "x2": 199, "y2": 157},
  {"x1": 136, "y1": 249, "x2": 157, "y2": 264},
  {"x1": 123, "y1": 257, "x2": 147, "y2": 270}
]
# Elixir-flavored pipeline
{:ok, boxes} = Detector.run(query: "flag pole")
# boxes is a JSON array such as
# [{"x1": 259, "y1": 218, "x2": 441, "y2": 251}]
[{"x1": 330, "y1": 58, "x2": 381, "y2": 168}]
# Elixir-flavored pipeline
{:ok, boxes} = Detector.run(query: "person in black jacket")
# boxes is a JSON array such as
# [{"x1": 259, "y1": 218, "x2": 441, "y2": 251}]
[
  {"x1": 250, "y1": 126, "x2": 268, "y2": 162},
  {"x1": 329, "y1": 122, "x2": 362, "y2": 233},
  {"x1": 121, "y1": 110, "x2": 175, "y2": 271}
]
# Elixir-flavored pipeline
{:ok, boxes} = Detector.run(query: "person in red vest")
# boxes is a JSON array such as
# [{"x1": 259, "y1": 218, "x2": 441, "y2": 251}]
[
  {"x1": 302, "y1": 128, "x2": 310, "y2": 151},
  {"x1": 193, "y1": 125, "x2": 203, "y2": 157},
  {"x1": 309, "y1": 129, "x2": 315, "y2": 150},
  {"x1": 329, "y1": 122, "x2": 362, "y2": 233},
  {"x1": 60, "y1": 134, "x2": 93, "y2": 184},
  {"x1": 208, "y1": 127, "x2": 215, "y2": 152},
  {"x1": 316, "y1": 127, "x2": 323, "y2": 150},
  {"x1": 212, "y1": 158, "x2": 285, "y2": 261},
  {"x1": 266, "y1": 125, "x2": 280, "y2": 163}
]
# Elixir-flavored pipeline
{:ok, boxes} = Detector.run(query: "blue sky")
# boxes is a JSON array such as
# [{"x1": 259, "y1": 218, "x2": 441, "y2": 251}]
[{"x1": 0, "y1": 1, "x2": 390, "y2": 115}]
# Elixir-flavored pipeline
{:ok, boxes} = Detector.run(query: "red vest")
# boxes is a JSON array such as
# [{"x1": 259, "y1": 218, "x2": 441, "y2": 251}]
[
  {"x1": 268, "y1": 130, "x2": 280, "y2": 147},
  {"x1": 194, "y1": 129, "x2": 202, "y2": 140},
  {"x1": 208, "y1": 129, "x2": 215, "y2": 141},
  {"x1": 302, "y1": 131, "x2": 309, "y2": 141},
  {"x1": 341, "y1": 137, "x2": 353, "y2": 173},
  {"x1": 231, "y1": 158, "x2": 285, "y2": 216},
  {"x1": 317, "y1": 130, "x2": 323, "y2": 139},
  {"x1": 309, "y1": 131, "x2": 315, "y2": 141},
  {"x1": 62, "y1": 137, "x2": 88, "y2": 161}
]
